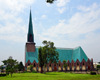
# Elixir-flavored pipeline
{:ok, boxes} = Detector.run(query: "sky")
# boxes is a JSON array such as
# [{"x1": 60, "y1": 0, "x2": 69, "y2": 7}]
[{"x1": 0, "y1": 0, "x2": 100, "y2": 65}]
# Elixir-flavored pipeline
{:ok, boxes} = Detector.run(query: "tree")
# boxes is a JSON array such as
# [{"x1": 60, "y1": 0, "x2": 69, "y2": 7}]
[
  {"x1": 97, "y1": 65, "x2": 100, "y2": 69},
  {"x1": 98, "y1": 62, "x2": 100, "y2": 64},
  {"x1": 2, "y1": 56, "x2": 18, "y2": 77},
  {"x1": 30, "y1": 65, "x2": 33, "y2": 72},
  {"x1": 42, "y1": 40, "x2": 59, "y2": 63},
  {"x1": 38, "y1": 47, "x2": 44, "y2": 73},
  {"x1": 97, "y1": 65, "x2": 100, "y2": 74},
  {"x1": 38, "y1": 40, "x2": 59, "y2": 73},
  {"x1": 63, "y1": 60, "x2": 67, "y2": 71},
  {"x1": 18, "y1": 62, "x2": 24, "y2": 72}
]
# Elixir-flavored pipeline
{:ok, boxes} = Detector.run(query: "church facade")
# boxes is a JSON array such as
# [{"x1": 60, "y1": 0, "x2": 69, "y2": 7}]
[{"x1": 25, "y1": 11, "x2": 94, "y2": 72}]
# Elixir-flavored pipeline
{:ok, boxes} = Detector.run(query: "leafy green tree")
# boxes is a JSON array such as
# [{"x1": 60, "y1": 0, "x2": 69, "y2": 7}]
[
  {"x1": 42, "y1": 40, "x2": 59, "y2": 63},
  {"x1": 98, "y1": 62, "x2": 100, "y2": 64},
  {"x1": 38, "y1": 40, "x2": 59, "y2": 73},
  {"x1": 18, "y1": 62, "x2": 24, "y2": 72},
  {"x1": 2, "y1": 56, "x2": 18, "y2": 77},
  {"x1": 38, "y1": 47, "x2": 44, "y2": 73},
  {"x1": 46, "y1": 0, "x2": 56, "y2": 3},
  {"x1": 96, "y1": 65, "x2": 100, "y2": 74},
  {"x1": 97, "y1": 65, "x2": 100, "y2": 69},
  {"x1": 30, "y1": 65, "x2": 33, "y2": 72},
  {"x1": 14, "y1": 64, "x2": 19, "y2": 72},
  {"x1": 63, "y1": 60, "x2": 67, "y2": 71}
]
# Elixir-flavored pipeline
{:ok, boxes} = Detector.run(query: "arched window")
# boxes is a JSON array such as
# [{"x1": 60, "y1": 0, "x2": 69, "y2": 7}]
[
  {"x1": 50, "y1": 64, "x2": 51, "y2": 67},
  {"x1": 83, "y1": 63, "x2": 84, "y2": 65},
  {"x1": 77, "y1": 63, "x2": 79, "y2": 66},
  {"x1": 34, "y1": 63, "x2": 36, "y2": 67},
  {"x1": 28, "y1": 63, "x2": 30, "y2": 66}
]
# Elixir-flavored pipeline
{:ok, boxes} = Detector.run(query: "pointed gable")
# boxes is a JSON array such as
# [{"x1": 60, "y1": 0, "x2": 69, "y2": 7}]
[
  {"x1": 72, "y1": 47, "x2": 88, "y2": 62},
  {"x1": 72, "y1": 47, "x2": 80, "y2": 62},
  {"x1": 80, "y1": 47, "x2": 88, "y2": 62}
]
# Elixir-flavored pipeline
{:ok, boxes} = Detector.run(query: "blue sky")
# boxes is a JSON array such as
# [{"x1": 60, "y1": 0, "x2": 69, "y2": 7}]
[{"x1": 0, "y1": 0, "x2": 100, "y2": 65}]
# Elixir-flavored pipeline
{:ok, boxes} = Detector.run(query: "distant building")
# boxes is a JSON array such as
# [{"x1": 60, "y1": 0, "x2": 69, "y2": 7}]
[
  {"x1": 0, "y1": 65, "x2": 6, "y2": 73},
  {"x1": 93, "y1": 62, "x2": 100, "y2": 69},
  {"x1": 25, "y1": 10, "x2": 94, "y2": 72}
]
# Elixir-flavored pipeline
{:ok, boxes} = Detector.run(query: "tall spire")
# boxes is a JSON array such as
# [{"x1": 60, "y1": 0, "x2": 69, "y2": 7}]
[{"x1": 27, "y1": 9, "x2": 34, "y2": 42}]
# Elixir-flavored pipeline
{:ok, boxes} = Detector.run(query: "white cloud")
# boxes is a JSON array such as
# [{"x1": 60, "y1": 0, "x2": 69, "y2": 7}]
[
  {"x1": 0, "y1": 35, "x2": 26, "y2": 42},
  {"x1": 78, "y1": 3, "x2": 98, "y2": 12},
  {"x1": 0, "y1": 22, "x2": 27, "y2": 42},
  {"x1": 0, "y1": 0, "x2": 35, "y2": 13},
  {"x1": 0, "y1": 0, "x2": 35, "y2": 42},
  {"x1": 41, "y1": 15, "x2": 47, "y2": 19},
  {"x1": 56, "y1": 0, "x2": 70, "y2": 14},
  {"x1": 58, "y1": 7, "x2": 66, "y2": 14},
  {"x1": 45, "y1": 3, "x2": 100, "y2": 38},
  {"x1": 57, "y1": 0, "x2": 70, "y2": 7}
]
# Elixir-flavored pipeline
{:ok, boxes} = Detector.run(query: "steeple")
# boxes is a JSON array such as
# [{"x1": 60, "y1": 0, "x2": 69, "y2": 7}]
[{"x1": 27, "y1": 9, "x2": 34, "y2": 42}]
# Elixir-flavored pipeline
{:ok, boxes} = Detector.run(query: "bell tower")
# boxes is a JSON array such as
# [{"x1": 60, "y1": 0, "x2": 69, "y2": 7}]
[{"x1": 26, "y1": 10, "x2": 35, "y2": 52}]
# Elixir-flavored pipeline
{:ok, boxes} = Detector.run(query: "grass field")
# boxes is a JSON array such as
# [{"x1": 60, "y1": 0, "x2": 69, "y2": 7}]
[{"x1": 0, "y1": 72, "x2": 100, "y2": 80}]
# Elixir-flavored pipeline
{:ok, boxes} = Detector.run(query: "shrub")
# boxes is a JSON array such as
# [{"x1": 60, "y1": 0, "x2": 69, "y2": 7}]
[
  {"x1": 0, "y1": 74, "x2": 6, "y2": 76},
  {"x1": 32, "y1": 70, "x2": 37, "y2": 73},
  {"x1": 23, "y1": 71, "x2": 28, "y2": 73},
  {"x1": 97, "y1": 65, "x2": 100, "y2": 69},
  {"x1": 90, "y1": 71, "x2": 96, "y2": 75}
]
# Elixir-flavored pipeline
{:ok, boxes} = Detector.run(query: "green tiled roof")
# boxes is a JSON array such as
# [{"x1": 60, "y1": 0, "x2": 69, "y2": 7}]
[
  {"x1": 72, "y1": 47, "x2": 81, "y2": 62},
  {"x1": 25, "y1": 46, "x2": 88, "y2": 63},
  {"x1": 56, "y1": 48, "x2": 73, "y2": 62}
]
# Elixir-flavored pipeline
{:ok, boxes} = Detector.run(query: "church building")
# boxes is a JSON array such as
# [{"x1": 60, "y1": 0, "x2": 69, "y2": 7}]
[{"x1": 25, "y1": 10, "x2": 94, "y2": 72}]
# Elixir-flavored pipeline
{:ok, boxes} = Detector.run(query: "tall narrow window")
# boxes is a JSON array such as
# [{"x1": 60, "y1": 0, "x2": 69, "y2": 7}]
[
  {"x1": 50, "y1": 64, "x2": 51, "y2": 67},
  {"x1": 77, "y1": 63, "x2": 79, "y2": 66},
  {"x1": 83, "y1": 63, "x2": 84, "y2": 65},
  {"x1": 34, "y1": 63, "x2": 36, "y2": 67}
]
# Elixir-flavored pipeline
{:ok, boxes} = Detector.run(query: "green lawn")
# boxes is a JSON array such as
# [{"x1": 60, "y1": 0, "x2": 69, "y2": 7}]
[{"x1": 0, "y1": 72, "x2": 100, "y2": 80}]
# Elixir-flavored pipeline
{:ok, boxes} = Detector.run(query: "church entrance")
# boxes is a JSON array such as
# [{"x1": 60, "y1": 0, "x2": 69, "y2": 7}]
[
  {"x1": 88, "y1": 65, "x2": 90, "y2": 70},
  {"x1": 54, "y1": 64, "x2": 57, "y2": 71}
]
